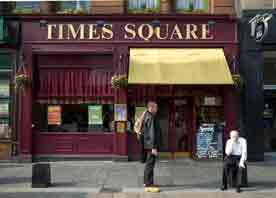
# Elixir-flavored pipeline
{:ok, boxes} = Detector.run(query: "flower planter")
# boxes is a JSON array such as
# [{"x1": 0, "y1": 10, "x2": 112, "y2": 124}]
[
  {"x1": 111, "y1": 74, "x2": 128, "y2": 89},
  {"x1": 15, "y1": 73, "x2": 30, "y2": 91}
]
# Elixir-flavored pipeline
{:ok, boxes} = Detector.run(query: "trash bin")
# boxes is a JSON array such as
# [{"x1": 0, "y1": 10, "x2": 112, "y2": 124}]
[{"x1": 32, "y1": 163, "x2": 51, "y2": 188}]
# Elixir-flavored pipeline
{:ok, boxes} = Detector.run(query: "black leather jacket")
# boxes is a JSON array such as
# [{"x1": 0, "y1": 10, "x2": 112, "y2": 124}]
[{"x1": 141, "y1": 111, "x2": 161, "y2": 150}]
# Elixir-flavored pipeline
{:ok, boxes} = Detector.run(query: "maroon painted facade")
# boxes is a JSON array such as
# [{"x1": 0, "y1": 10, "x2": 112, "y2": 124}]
[{"x1": 18, "y1": 15, "x2": 238, "y2": 161}]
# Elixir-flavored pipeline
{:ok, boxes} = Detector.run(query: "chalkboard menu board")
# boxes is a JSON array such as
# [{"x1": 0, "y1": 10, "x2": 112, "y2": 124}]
[{"x1": 196, "y1": 123, "x2": 223, "y2": 160}]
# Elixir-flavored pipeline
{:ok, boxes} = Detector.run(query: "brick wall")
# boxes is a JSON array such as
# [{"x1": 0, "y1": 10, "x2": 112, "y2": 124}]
[
  {"x1": 239, "y1": 0, "x2": 274, "y2": 10},
  {"x1": 213, "y1": 0, "x2": 235, "y2": 14},
  {"x1": 90, "y1": 0, "x2": 125, "y2": 15},
  {"x1": 88, "y1": 0, "x2": 236, "y2": 15}
]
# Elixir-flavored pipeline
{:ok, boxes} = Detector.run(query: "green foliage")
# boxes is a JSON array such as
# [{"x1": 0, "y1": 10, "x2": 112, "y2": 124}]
[
  {"x1": 15, "y1": 74, "x2": 30, "y2": 90},
  {"x1": 111, "y1": 74, "x2": 128, "y2": 89}
]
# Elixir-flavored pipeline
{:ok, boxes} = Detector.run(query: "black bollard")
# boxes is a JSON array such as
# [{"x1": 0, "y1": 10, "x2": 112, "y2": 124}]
[{"x1": 32, "y1": 163, "x2": 51, "y2": 188}]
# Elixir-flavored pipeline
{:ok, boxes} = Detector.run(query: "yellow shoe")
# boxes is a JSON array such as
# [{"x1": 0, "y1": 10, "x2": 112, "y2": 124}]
[{"x1": 145, "y1": 187, "x2": 160, "y2": 193}]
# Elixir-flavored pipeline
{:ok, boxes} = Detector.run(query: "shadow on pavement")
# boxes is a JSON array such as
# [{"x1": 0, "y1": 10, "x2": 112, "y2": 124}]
[
  {"x1": 0, "y1": 165, "x2": 26, "y2": 169},
  {"x1": 50, "y1": 182, "x2": 77, "y2": 187},
  {"x1": 157, "y1": 181, "x2": 276, "y2": 191},
  {"x1": 0, "y1": 177, "x2": 30, "y2": 185}
]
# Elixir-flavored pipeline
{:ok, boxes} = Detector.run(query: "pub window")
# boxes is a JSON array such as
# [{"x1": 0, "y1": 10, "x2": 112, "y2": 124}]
[
  {"x1": 33, "y1": 103, "x2": 114, "y2": 133},
  {"x1": 0, "y1": 53, "x2": 13, "y2": 139},
  {"x1": 128, "y1": 0, "x2": 160, "y2": 13},
  {"x1": 175, "y1": 0, "x2": 209, "y2": 13},
  {"x1": 196, "y1": 96, "x2": 224, "y2": 125}
]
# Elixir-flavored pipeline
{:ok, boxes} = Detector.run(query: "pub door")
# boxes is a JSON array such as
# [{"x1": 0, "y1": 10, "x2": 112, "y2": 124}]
[{"x1": 157, "y1": 98, "x2": 194, "y2": 158}]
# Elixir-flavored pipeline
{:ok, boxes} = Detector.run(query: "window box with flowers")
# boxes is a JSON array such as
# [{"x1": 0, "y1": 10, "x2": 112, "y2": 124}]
[{"x1": 111, "y1": 74, "x2": 128, "y2": 89}]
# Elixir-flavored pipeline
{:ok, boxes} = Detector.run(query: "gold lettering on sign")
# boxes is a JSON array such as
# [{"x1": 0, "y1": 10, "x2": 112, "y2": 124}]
[
  {"x1": 201, "y1": 24, "x2": 214, "y2": 40},
  {"x1": 58, "y1": 24, "x2": 64, "y2": 40},
  {"x1": 186, "y1": 24, "x2": 198, "y2": 39},
  {"x1": 67, "y1": 24, "x2": 85, "y2": 40},
  {"x1": 102, "y1": 24, "x2": 114, "y2": 40},
  {"x1": 124, "y1": 24, "x2": 136, "y2": 39},
  {"x1": 138, "y1": 24, "x2": 154, "y2": 41},
  {"x1": 47, "y1": 24, "x2": 57, "y2": 40},
  {"x1": 170, "y1": 24, "x2": 183, "y2": 40},
  {"x1": 156, "y1": 24, "x2": 169, "y2": 40},
  {"x1": 46, "y1": 23, "x2": 215, "y2": 41},
  {"x1": 88, "y1": 24, "x2": 100, "y2": 39}
]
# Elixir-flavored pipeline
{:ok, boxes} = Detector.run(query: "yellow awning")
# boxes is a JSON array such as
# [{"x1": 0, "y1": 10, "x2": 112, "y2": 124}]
[{"x1": 128, "y1": 48, "x2": 234, "y2": 85}]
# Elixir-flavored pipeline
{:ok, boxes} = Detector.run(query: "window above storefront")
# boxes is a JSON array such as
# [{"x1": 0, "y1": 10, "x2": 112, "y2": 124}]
[
  {"x1": 128, "y1": 0, "x2": 160, "y2": 14},
  {"x1": 175, "y1": 0, "x2": 209, "y2": 13},
  {"x1": 10, "y1": 1, "x2": 91, "y2": 14}
]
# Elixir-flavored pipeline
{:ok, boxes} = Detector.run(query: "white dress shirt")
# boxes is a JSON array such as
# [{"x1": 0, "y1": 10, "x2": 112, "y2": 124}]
[{"x1": 225, "y1": 137, "x2": 247, "y2": 167}]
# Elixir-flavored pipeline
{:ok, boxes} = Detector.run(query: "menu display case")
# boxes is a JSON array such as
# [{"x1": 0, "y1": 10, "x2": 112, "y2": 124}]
[{"x1": 196, "y1": 96, "x2": 224, "y2": 160}]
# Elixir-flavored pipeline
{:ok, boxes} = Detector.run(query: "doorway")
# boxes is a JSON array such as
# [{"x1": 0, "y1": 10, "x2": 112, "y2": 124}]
[{"x1": 157, "y1": 98, "x2": 193, "y2": 157}]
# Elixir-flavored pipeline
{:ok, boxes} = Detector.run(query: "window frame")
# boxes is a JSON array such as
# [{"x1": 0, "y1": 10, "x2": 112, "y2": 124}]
[
  {"x1": 127, "y1": 0, "x2": 161, "y2": 14},
  {"x1": 0, "y1": 50, "x2": 15, "y2": 140},
  {"x1": 174, "y1": 0, "x2": 210, "y2": 14},
  {"x1": 34, "y1": 103, "x2": 115, "y2": 134}
]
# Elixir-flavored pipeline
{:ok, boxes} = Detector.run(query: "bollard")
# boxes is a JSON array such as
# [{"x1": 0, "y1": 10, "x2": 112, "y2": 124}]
[{"x1": 32, "y1": 163, "x2": 51, "y2": 188}]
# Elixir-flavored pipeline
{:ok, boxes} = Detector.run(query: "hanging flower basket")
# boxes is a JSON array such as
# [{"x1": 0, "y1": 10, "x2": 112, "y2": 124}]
[
  {"x1": 232, "y1": 74, "x2": 244, "y2": 90},
  {"x1": 14, "y1": 73, "x2": 30, "y2": 90},
  {"x1": 111, "y1": 74, "x2": 128, "y2": 89}
]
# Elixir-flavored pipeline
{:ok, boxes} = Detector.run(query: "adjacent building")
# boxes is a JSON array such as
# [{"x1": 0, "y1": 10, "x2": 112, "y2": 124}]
[{"x1": 237, "y1": 0, "x2": 276, "y2": 161}]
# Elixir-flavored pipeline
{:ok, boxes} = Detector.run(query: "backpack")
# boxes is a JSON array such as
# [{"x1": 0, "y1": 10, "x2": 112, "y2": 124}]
[{"x1": 134, "y1": 111, "x2": 146, "y2": 138}]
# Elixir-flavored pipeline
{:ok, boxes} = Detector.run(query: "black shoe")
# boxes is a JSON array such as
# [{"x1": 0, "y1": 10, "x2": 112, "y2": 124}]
[
  {"x1": 220, "y1": 186, "x2": 227, "y2": 191},
  {"x1": 236, "y1": 188, "x2": 242, "y2": 193}
]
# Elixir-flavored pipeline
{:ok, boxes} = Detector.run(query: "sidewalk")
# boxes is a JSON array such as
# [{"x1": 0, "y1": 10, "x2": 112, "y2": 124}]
[{"x1": 0, "y1": 159, "x2": 276, "y2": 197}]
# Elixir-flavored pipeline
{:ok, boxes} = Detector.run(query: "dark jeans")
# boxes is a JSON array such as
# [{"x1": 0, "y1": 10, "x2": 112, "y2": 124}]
[
  {"x1": 222, "y1": 155, "x2": 244, "y2": 189},
  {"x1": 139, "y1": 135, "x2": 147, "y2": 163},
  {"x1": 144, "y1": 152, "x2": 157, "y2": 186}
]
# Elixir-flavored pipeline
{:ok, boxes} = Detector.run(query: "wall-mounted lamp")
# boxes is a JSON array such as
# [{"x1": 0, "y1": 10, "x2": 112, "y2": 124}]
[
  {"x1": 39, "y1": 20, "x2": 48, "y2": 28},
  {"x1": 96, "y1": 20, "x2": 105, "y2": 29},
  {"x1": 207, "y1": 20, "x2": 216, "y2": 29},
  {"x1": 151, "y1": 20, "x2": 161, "y2": 35},
  {"x1": 151, "y1": 19, "x2": 161, "y2": 29}
]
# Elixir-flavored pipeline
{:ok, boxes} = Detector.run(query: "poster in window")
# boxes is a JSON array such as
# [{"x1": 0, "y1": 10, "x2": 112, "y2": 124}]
[
  {"x1": 48, "y1": 105, "x2": 61, "y2": 125},
  {"x1": 0, "y1": 81, "x2": 9, "y2": 97},
  {"x1": 114, "y1": 104, "x2": 127, "y2": 121},
  {"x1": 135, "y1": 106, "x2": 146, "y2": 121},
  {"x1": 116, "y1": 122, "x2": 125, "y2": 133},
  {"x1": 0, "y1": 103, "x2": 9, "y2": 116},
  {"x1": 88, "y1": 105, "x2": 103, "y2": 125}
]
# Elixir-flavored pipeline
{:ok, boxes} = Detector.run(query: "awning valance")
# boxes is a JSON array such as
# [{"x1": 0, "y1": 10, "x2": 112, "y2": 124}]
[{"x1": 128, "y1": 48, "x2": 234, "y2": 85}]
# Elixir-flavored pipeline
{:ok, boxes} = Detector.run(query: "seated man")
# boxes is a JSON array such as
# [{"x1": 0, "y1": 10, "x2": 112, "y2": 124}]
[{"x1": 221, "y1": 130, "x2": 247, "y2": 193}]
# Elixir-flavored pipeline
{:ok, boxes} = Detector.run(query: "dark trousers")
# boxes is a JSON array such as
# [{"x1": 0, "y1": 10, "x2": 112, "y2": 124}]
[
  {"x1": 144, "y1": 152, "x2": 157, "y2": 186},
  {"x1": 222, "y1": 155, "x2": 244, "y2": 189},
  {"x1": 139, "y1": 135, "x2": 147, "y2": 163}
]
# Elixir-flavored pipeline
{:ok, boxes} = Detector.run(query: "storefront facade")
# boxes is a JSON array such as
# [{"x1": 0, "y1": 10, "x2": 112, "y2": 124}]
[
  {"x1": 239, "y1": 9, "x2": 276, "y2": 161},
  {"x1": 18, "y1": 15, "x2": 237, "y2": 162}
]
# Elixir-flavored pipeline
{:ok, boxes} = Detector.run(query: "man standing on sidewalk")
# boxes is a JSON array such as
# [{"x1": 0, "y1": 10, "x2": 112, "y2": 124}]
[
  {"x1": 141, "y1": 101, "x2": 161, "y2": 193},
  {"x1": 221, "y1": 130, "x2": 247, "y2": 193}
]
